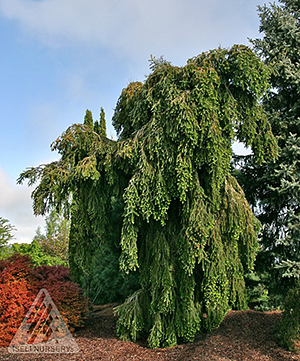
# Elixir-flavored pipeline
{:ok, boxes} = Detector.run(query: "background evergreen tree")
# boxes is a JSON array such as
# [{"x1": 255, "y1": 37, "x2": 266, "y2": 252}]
[
  {"x1": 236, "y1": 0, "x2": 300, "y2": 304},
  {"x1": 99, "y1": 107, "x2": 107, "y2": 139},
  {"x1": 0, "y1": 217, "x2": 15, "y2": 248},
  {"x1": 84, "y1": 109, "x2": 94, "y2": 127},
  {"x1": 94, "y1": 107, "x2": 107, "y2": 139},
  {"x1": 94, "y1": 121, "x2": 99, "y2": 134},
  {"x1": 33, "y1": 209, "x2": 70, "y2": 265},
  {"x1": 19, "y1": 45, "x2": 277, "y2": 348},
  {"x1": 0, "y1": 217, "x2": 15, "y2": 258}
]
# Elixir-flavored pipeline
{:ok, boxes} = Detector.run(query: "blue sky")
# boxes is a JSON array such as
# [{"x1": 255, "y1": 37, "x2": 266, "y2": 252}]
[{"x1": 0, "y1": 0, "x2": 267, "y2": 243}]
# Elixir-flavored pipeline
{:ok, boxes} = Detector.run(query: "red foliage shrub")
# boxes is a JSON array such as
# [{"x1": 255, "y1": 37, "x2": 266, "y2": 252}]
[
  {"x1": 33, "y1": 265, "x2": 88, "y2": 331},
  {"x1": 0, "y1": 255, "x2": 36, "y2": 347},
  {"x1": 0, "y1": 254, "x2": 88, "y2": 347}
]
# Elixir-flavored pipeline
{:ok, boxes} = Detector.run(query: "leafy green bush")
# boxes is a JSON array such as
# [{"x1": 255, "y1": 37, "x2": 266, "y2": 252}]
[{"x1": 12, "y1": 240, "x2": 67, "y2": 266}]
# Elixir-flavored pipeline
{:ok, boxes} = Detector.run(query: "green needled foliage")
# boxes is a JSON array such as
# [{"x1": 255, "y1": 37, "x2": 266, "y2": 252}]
[
  {"x1": 94, "y1": 107, "x2": 107, "y2": 139},
  {"x1": 0, "y1": 217, "x2": 15, "y2": 249},
  {"x1": 0, "y1": 217, "x2": 16, "y2": 259},
  {"x1": 235, "y1": 0, "x2": 300, "y2": 303},
  {"x1": 18, "y1": 45, "x2": 278, "y2": 348},
  {"x1": 99, "y1": 107, "x2": 107, "y2": 139},
  {"x1": 84, "y1": 109, "x2": 94, "y2": 127}
]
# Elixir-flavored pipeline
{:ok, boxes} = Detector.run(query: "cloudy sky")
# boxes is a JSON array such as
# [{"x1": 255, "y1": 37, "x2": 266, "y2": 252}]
[{"x1": 0, "y1": 0, "x2": 267, "y2": 243}]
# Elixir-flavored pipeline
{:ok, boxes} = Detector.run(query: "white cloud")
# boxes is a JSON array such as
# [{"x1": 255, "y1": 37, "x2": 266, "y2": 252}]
[
  {"x1": 0, "y1": 0, "x2": 136, "y2": 45},
  {"x1": 232, "y1": 141, "x2": 252, "y2": 156},
  {"x1": 0, "y1": 0, "x2": 262, "y2": 63},
  {"x1": 0, "y1": 167, "x2": 45, "y2": 244}
]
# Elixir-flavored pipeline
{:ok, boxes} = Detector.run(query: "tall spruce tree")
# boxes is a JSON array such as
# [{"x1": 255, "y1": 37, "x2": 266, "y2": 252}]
[
  {"x1": 93, "y1": 108, "x2": 107, "y2": 139},
  {"x1": 99, "y1": 107, "x2": 107, "y2": 139},
  {"x1": 84, "y1": 109, "x2": 94, "y2": 127},
  {"x1": 236, "y1": 0, "x2": 300, "y2": 293},
  {"x1": 18, "y1": 45, "x2": 278, "y2": 348}
]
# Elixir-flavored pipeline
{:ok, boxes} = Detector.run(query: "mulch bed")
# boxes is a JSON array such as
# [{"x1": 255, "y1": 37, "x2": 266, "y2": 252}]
[{"x1": 0, "y1": 304, "x2": 299, "y2": 361}]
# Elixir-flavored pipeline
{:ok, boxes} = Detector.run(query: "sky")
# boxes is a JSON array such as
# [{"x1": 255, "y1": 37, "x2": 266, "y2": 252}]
[{"x1": 0, "y1": 0, "x2": 268, "y2": 243}]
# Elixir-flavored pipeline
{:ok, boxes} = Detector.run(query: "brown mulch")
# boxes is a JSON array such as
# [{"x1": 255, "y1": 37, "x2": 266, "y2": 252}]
[{"x1": 0, "y1": 305, "x2": 299, "y2": 361}]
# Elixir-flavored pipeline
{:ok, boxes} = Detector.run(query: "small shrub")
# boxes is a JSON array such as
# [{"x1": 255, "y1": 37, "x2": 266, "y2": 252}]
[
  {"x1": 33, "y1": 265, "x2": 88, "y2": 331},
  {"x1": 0, "y1": 254, "x2": 87, "y2": 347},
  {"x1": 12, "y1": 240, "x2": 67, "y2": 266},
  {"x1": 0, "y1": 255, "x2": 36, "y2": 347}
]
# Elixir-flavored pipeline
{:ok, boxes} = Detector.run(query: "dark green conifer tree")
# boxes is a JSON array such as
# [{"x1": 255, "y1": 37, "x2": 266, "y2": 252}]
[
  {"x1": 84, "y1": 109, "x2": 93, "y2": 127},
  {"x1": 99, "y1": 107, "x2": 107, "y2": 139},
  {"x1": 94, "y1": 121, "x2": 99, "y2": 135},
  {"x1": 18, "y1": 45, "x2": 278, "y2": 348},
  {"x1": 236, "y1": 0, "x2": 300, "y2": 298}
]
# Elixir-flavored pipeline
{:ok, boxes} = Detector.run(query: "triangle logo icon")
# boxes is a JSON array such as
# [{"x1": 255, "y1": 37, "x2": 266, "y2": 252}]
[{"x1": 8, "y1": 288, "x2": 79, "y2": 354}]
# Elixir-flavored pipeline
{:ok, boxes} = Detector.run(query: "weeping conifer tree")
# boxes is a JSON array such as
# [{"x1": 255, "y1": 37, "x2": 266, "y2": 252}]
[{"x1": 18, "y1": 45, "x2": 278, "y2": 348}]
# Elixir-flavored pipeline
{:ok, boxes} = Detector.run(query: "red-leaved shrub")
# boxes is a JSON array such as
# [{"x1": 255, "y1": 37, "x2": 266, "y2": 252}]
[
  {"x1": 0, "y1": 254, "x2": 88, "y2": 347},
  {"x1": 0, "y1": 255, "x2": 36, "y2": 347},
  {"x1": 32, "y1": 265, "x2": 87, "y2": 331}
]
